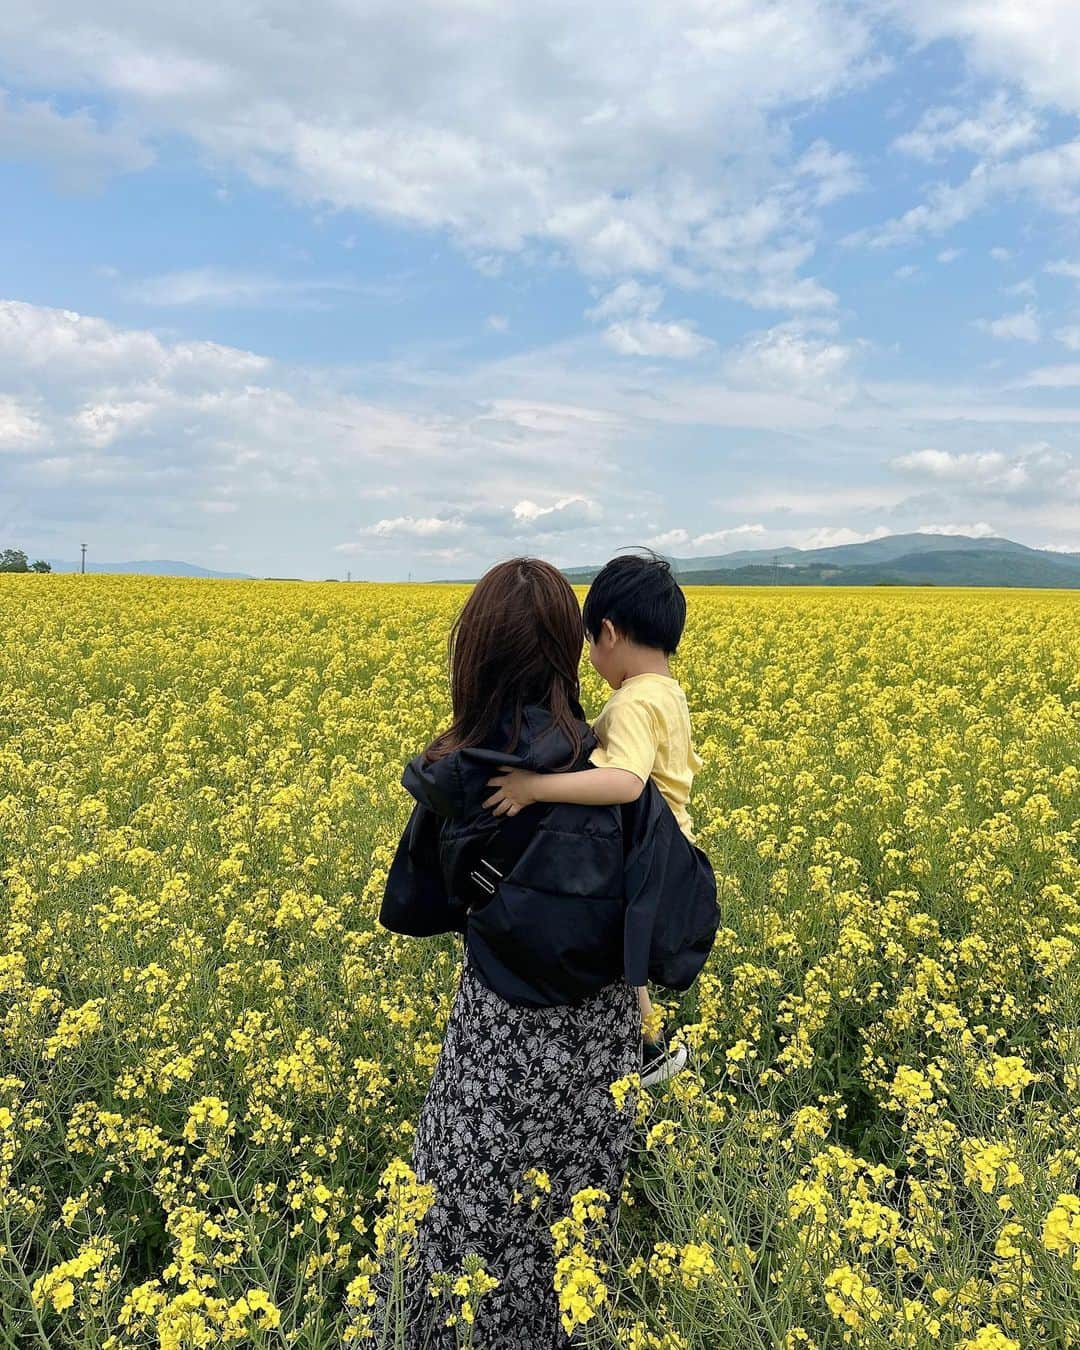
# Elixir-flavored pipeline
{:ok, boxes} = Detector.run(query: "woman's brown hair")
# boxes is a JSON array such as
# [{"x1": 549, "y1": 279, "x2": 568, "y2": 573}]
[{"x1": 423, "y1": 557, "x2": 586, "y2": 769}]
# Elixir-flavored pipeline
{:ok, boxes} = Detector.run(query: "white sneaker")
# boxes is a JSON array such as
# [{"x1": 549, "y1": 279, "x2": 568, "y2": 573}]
[{"x1": 639, "y1": 1034, "x2": 688, "y2": 1088}]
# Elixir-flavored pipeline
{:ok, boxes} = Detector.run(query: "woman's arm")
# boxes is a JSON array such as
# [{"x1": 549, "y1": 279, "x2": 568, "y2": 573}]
[{"x1": 484, "y1": 764, "x2": 644, "y2": 816}]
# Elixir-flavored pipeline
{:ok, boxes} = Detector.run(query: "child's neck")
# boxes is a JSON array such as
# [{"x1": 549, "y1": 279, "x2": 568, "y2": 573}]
[{"x1": 614, "y1": 647, "x2": 671, "y2": 688}]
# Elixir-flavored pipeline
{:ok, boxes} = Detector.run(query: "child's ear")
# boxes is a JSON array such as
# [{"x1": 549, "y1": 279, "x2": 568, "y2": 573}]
[{"x1": 602, "y1": 617, "x2": 619, "y2": 645}]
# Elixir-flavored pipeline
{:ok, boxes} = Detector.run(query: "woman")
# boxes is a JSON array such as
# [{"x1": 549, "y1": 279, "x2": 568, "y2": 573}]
[{"x1": 368, "y1": 557, "x2": 717, "y2": 1347}]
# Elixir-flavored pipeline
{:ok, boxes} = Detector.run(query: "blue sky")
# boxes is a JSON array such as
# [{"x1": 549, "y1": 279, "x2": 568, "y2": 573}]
[{"x1": 2, "y1": 1, "x2": 1080, "y2": 579}]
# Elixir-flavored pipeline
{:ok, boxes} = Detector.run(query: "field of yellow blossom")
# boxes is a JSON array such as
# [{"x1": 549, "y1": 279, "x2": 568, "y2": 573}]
[{"x1": 0, "y1": 574, "x2": 1078, "y2": 1349}]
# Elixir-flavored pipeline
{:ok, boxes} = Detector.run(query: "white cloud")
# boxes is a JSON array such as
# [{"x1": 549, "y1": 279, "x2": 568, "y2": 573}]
[
  {"x1": 724, "y1": 485, "x2": 905, "y2": 514},
  {"x1": 485, "y1": 314, "x2": 509, "y2": 333},
  {"x1": 585, "y1": 281, "x2": 664, "y2": 323},
  {"x1": 0, "y1": 299, "x2": 271, "y2": 382},
  {"x1": 603, "y1": 317, "x2": 712, "y2": 359},
  {"x1": 70, "y1": 400, "x2": 155, "y2": 448},
  {"x1": 585, "y1": 280, "x2": 711, "y2": 359},
  {"x1": 1054, "y1": 326, "x2": 1080, "y2": 351},
  {"x1": 0, "y1": 90, "x2": 152, "y2": 190},
  {"x1": 893, "y1": 3, "x2": 1080, "y2": 115},
  {"x1": 692, "y1": 525, "x2": 767, "y2": 549},
  {"x1": 799, "y1": 525, "x2": 892, "y2": 549},
  {"x1": 891, "y1": 444, "x2": 1077, "y2": 503},
  {"x1": 916, "y1": 521, "x2": 997, "y2": 537},
  {"x1": 0, "y1": 298, "x2": 633, "y2": 560},
  {"x1": 1046, "y1": 260, "x2": 1080, "y2": 281},
  {"x1": 892, "y1": 95, "x2": 1041, "y2": 162},
  {"x1": 425, "y1": 547, "x2": 470, "y2": 562},
  {"x1": 724, "y1": 323, "x2": 854, "y2": 394},
  {"x1": 989, "y1": 246, "x2": 1011, "y2": 261},
  {"x1": 477, "y1": 399, "x2": 621, "y2": 435},
  {"x1": 648, "y1": 529, "x2": 693, "y2": 550},
  {"x1": 336, "y1": 495, "x2": 603, "y2": 554},
  {"x1": 937, "y1": 248, "x2": 963, "y2": 263},
  {"x1": 847, "y1": 138, "x2": 1080, "y2": 248},
  {"x1": 124, "y1": 267, "x2": 370, "y2": 308},
  {"x1": 512, "y1": 496, "x2": 601, "y2": 530},
  {"x1": 1021, "y1": 364, "x2": 1080, "y2": 387},
  {"x1": 0, "y1": 395, "x2": 43, "y2": 450},
  {"x1": 471, "y1": 255, "x2": 504, "y2": 279},
  {"x1": 974, "y1": 307, "x2": 1041, "y2": 341},
  {"x1": 892, "y1": 448, "x2": 1028, "y2": 491},
  {"x1": 353, "y1": 516, "x2": 467, "y2": 539},
  {"x1": 0, "y1": 0, "x2": 874, "y2": 302},
  {"x1": 647, "y1": 523, "x2": 765, "y2": 552},
  {"x1": 793, "y1": 138, "x2": 863, "y2": 205}
]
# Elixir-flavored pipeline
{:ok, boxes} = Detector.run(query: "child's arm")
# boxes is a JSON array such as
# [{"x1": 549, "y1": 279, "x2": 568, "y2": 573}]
[
  {"x1": 484, "y1": 764, "x2": 644, "y2": 815},
  {"x1": 486, "y1": 696, "x2": 658, "y2": 816}
]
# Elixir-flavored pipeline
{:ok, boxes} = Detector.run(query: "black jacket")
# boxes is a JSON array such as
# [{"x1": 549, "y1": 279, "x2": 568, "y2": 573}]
[{"x1": 378, "y1": 699, "x2": 720, "y2": 1007}]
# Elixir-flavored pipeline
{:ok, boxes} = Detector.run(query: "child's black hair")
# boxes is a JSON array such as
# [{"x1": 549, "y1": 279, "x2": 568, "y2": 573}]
[{"x1": 582, "y1": 548, "x2": 687, "y2": 655}]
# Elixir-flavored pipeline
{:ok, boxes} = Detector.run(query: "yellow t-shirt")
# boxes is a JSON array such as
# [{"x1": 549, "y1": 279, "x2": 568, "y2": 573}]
[{"x1": 588, "y1": 672, "x2": 704, "y2": 843}]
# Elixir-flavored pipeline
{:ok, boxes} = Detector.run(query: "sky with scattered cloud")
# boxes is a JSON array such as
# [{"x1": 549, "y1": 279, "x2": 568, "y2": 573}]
[{"x1": 2, "y1": 0, "x2": 1080, "y2": 577}]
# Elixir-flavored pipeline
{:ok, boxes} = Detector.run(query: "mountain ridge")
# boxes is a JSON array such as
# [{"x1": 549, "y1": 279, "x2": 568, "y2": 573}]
[
  {"x1": 673, "y1": 547, "x2": 1080, "y2": 589},
  {"x1": 553, "y1": 533, "x2": 1080, "y2": 587},
  {"x1": 44, "y1": 559, "x2": 253, "y2": 578},
  {"x1": 560, "y1": 531, "x2": 1080, "y2": 578}
]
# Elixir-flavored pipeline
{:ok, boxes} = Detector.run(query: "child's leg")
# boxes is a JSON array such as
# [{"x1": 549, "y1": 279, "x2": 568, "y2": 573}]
[{"x1": 636, "y1": 984, "x2": 658, "y2": 1042}]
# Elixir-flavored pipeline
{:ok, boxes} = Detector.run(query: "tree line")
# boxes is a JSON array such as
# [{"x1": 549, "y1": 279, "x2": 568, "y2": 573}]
[{"x1": 1, "y1": 549, "x2": 52, "y2": 573}]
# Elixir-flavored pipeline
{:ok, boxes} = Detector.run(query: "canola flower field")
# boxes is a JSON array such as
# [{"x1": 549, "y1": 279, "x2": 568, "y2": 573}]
[{"x1": 0, "y1": 574, "x2": 1078, "y2": 1350}]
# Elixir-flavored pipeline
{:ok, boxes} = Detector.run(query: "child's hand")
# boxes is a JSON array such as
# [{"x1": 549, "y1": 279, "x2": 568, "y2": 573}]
[{"x1": 483, "y1": 767, "x2": 539, "y2": 817}]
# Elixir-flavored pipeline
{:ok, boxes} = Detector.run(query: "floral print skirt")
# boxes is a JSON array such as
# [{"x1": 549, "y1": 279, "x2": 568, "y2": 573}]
[{"x1": 368, "y1": 955, "x2": 641, "y2": 1348}]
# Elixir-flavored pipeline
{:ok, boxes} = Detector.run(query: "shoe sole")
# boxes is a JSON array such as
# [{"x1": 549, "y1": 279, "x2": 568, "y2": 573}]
[{"x1": 639, "y1": 1042, "x2": 688, "y2": 1088}]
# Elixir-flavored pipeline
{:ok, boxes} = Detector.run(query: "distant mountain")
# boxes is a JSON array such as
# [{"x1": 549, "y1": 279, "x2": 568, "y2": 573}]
[
  {"x1": 554, "y1": 533, "x2": 1080, "y2": 589},
  {"x1": 675, "y1": 532, "x2": 1060, "y2": 571},
  {"x1": 45, "y1": 558, "x2": 253, "y2": 578},
  {"x1": 677, "y1": 548, "x2": 1080, "y2": 589}
]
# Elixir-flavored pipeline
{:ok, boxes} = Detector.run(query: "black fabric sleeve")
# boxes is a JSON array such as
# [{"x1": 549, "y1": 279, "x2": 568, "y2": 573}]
[
  {"x1": 621, "y1": 782, "x2": 719, "y2": 990},
  {"x1": 378, "y1": 801, "x2": 468, "y2": 937}
]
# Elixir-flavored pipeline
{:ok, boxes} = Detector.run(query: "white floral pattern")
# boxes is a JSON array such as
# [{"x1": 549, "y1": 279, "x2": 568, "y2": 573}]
[{"x1": 368, "y1": 957, "x2": 641, "y2": 1347}]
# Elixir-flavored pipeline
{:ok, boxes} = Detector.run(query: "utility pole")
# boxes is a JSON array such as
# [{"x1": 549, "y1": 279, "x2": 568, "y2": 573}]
[
  {"x1": 773, "y1": 553, "x2": 779, "y2": 586},
  {"x1": 347, "y1": 570, "x2": 351, "y2": 583},
  {"x1": 80, "y1": 543, "x2": 87, "y2": 574}
]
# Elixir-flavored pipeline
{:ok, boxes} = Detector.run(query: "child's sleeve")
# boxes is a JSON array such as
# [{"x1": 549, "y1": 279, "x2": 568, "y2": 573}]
[{"x1": 589, "y1": 696, "x2": 660, "y2": 785}]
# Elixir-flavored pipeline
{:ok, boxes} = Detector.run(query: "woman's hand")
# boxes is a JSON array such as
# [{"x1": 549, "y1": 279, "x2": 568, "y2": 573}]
[{"x1": 483, "y1": 766, "x2": 540, "y2": 816}]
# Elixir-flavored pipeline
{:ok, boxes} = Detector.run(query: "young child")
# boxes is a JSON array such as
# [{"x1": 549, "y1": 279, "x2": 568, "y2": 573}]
[{"x1": 484, "y1": 550, "x2": 703, "y2": 1086}]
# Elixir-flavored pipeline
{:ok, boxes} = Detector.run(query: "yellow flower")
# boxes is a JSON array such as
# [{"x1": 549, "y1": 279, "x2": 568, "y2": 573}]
[
  {"x1": 678, "y1": 1241, "x2": 718, "y2": 1289},
  {"x1": 645, "y1": 1119, "x2": 678, "y2": 1150},
  {"x1": 1042, "y1": 1193, "x2": 1080, "y2": 1270},
  {"x1": 958, "y1": 1326, "x2": 1021, "y2": 1350}
]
